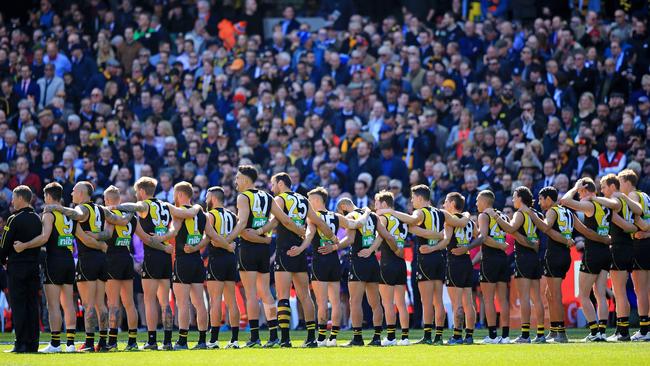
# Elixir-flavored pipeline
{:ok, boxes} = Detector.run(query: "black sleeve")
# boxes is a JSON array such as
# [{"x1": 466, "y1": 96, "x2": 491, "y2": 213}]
[{"x1": 0, "y1": 214, "x2": 17, "y2": 262}]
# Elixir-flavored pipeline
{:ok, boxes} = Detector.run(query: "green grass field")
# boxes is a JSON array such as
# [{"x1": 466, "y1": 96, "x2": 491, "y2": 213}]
[{"x1": 1, "y1": 329, "x2": 648, "y2": 365}]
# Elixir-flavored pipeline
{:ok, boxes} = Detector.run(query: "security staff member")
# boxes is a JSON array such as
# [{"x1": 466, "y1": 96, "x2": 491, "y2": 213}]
[{"x1": 0, "y1": 185, "x2": 42, "y2": 353}]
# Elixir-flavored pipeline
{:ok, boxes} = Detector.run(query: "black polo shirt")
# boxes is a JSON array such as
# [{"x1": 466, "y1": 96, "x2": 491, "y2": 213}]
[{"x1": 1, "y1": 207, "x2": 42, "y2": 265}]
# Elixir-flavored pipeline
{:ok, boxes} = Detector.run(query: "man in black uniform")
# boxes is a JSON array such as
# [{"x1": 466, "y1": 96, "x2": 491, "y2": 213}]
[
  {"x1": 487, "y1": 187, "x2": 546, "y2": 344},
  {"x1": 102, "y1": 185, "x2": 139, "y2": 350},
  {"x1": 336, "y1": 197, "x2": 395, "y2": 347},
  {"x1": 301, "y1": 187, "x2": 367, "y2": 347},
  {"x1": 116, "y1": 177, "x2": 201, "y2": 350},
  {"x1": 377, "y1": 185, "x2": 464, "y2": 345},
  {"x1": 46, "y1": 181, "x2": 131, "y2": 352},
  {"x1": 0, "y1": 186, "x2": 42, "y2": 353},
  {"x1": 445, "y1": 192, "x2": 478, "y2": 345},
  {"x1": 257, "y1": 173, "x2": 337, "y2": 347},
  {"x1": 560, "y1": 178, "x2": 626, "y2": 341},
  {"x1": 205, "y1": 186, "x2": 246, "y2": 349},
  {"x1": 13, "y1": 183, "x2": 101, "y2": 353},
  {"x1": 374, "y1": 191, "x2": 409, "y2": 346},
  {"x1": 525, "y1": 186, "x2": 607, "y2": 343},
  {"x1": 225, "y1": 165, "x2": 305, "y2": 348}
]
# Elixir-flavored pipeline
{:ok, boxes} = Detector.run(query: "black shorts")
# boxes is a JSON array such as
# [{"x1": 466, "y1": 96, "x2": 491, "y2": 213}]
[
  {"x1": 580, "y1": 244, "x2": 611, "y2": 274},
  {"x1": 238, "y1": 244, "x2": 270, "y2": 273},
  {"x1": 380, "y1": 260, "x2": 406, "y2": 286},
  {"x1": 107, "y1": 254, "x2": 135, "y2": 281},
  {"x1": 446, "y1": 256, "x2": 473, "y2": 288},
  {"x1": 480, "y1": 255, "x2": 510, "y2": 283},
  {"x1": 348, "y1": 257, "x2": 380, "y2": 283},
  {"x1": 514, "y1": 251, "x2": 542, "y2": 280},
  {"x1": 76, "y1": 252, "x2": 108, "y2": 282},
  {"x1": 416, "y1": 253, "x2": 445, "y2": 282},
  {"x1": 311, "y1": 254, "x2": 341, "y2": 282},
  {"x1": 207, "y1": 254, "x2": 238, "y2": 282},
  {"x1": 173, "y1": 255, "x2": 206, "y2": 284},
  {"x1": 44, "y1": 256, "x2": 75, "y2": 285},
  {"x1": 142, "y1": 250, "x2": 172, "y2": 280},
  {"x1": 274, "y1": 250, "x2": 308, "y2": 273},
  {"x1": 543, "y1": 250, "x2": 571, "y2": 279},
  {"x1": 610, "y1": 244, "x2": 634, "y2": 271},
  {"x1": 633, "y1": 239, "x2": 650, "y2": 270}
]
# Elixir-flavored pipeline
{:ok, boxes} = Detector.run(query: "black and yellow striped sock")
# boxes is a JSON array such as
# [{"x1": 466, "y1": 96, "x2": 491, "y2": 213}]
[
  {"x1": 640, "y1": 316, "x2": 649, "y2": 336},
  {"x1": 353, "y1": 327, "x2": 363, "y2": 342},
  {"x1": 617, "y1": 317, "x2": 629, "y2": 337},
  {"x1": 278, "y1": 299, "x2": 291, "y2": 342},
  {"x1": 306, "y1": 321, "x2": 316, "y2": 342},
  {"x1": 521, "y1": 323, "x2": 530, "y2": 339},
  {"x1": 537, "y1": 324, "x2": 544, "y2": 338},
  {"x1": 423, "y1": 324, "x2": 433, "y2": 340},
  {"x1": 85, "y1": 332, "x2": 95, "y2": 347},
  {"x1": 465, "y1": 328, "x2": 474, "y2": 339},
  {"x1": 453, "y1": 328, "x2": 462, "y2": 340},
  {"x1": 588, "y1": 321, "x2": 598, "y2": 336},
  {"x1": 318, "y1": 324, "x2": 327, "y2": 342},
  {"x1": 210, "y1": 327, "x2": 220, "y2": 343},
  {"x1": 178, "y1": 329, "x2": 188, "y2": 346},
  {"x1": 329, "y1": 326, "x2": 340, "y2": 341},
  {"x1": 128, "y1": 329, "x2": 137, "y2": 345},
  {"x1": 549, "y1": 321, "x2": 558, "y2": 334},
  {"x1": 249, "y1": 319, "x2": 260, "y2": 342},
  {"x1": 66, "y1": 330, "x2": 75, "y2": 346},
  {"x1": 598, "y1": 319, "x2": 607, "y2": 334},
  {"x1": 401, "y1": 328, "x2": 409, "y2": 340},
  {"x1": 108, "y1": 328, "x2": 118, "y2": 346},
  {"x1": 268, "y1": 319, "x2": 279, "y2": 342},
  {"x1": 231, "y1": 327, "x2": 239, "y2": 342},
  {"x1": 373, "y1": 326, "x2": 382, "y2": 341},
  {"x1": 558, "y1": 321, "x2": 566, "y2": 335},
  {"x1": 387, "y1": 324, "x2": 396, "y2": 341},
  {"x1": 51, "y1": 331, "x2": 61, "y2": 347},
  {"x1": 434, "y1": 326, "x2": 443, "y2": 342},
  {"x1": 98, "y1": 330, "x2": 107, "y2": 346}
]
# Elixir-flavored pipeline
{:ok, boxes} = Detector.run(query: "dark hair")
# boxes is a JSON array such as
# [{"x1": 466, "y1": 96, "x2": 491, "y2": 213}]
[
  {"x1": 599, "y1": 174, "x2": 620, "y2": 190},
  {"x1": 578, "y1": 177, "x2": 596, "y2": 192},
  {"x1": 207, "y1": 186, "x2": 225, "y2": 202},
  {"x1": 514, "y1": 186, "x2": 534, "y2": 207},
  {"x1": 410, "y1": 184, "x2": 431, "y2": 200},
  {"x1": 374, "y1": 190, "x2": 394, "y2": 208},
  {"x1": 538, "y1": 186, "x2": 558, "y2": 201},
  {"x1": 238, "y1": 165, "x2": 258, "y2": 182},
  {"x1": 13, "y1": 185, "x2": 32, "y2": 203},
  {"x1": 355, "y1": 180, "x2": 368, "y2": 190},
  {"x1": 44, "y1": 182, "x2": 63, "y2": 202},
  {"x1": 272, "y1": 172, "x2": 292, "y2": 188},
  {"x1": 308, "y1": 187, "x2": 328, "y2": 203},
  {"x1": 446, "y1": 192, "x2": 465, "y2": 211}
]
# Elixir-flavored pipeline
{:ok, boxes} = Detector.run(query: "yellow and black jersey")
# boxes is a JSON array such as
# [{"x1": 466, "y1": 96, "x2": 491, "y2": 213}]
[
  {"x1": 175, "y1": 205, "x2": 207, "y2": 258},
  {"x1": 484, "y1": 210, "x2": 508, "y2": 259},
  {"x1": 45, "y1": 211, "x2": 76, "y2": 259},
  {"x1": 610, "y1": 196, "x2": 634, "y2": 243},
  {"x1": 77, "y1": 202, "x2": 105, "y2": 255},
  {"x1": 516, "y1": 210, "x2": 543, "y2": 253},
  {"x1": 448, "y1": 213, "x2": 473, "y2": 259},
  {"x1": 350, "y1": 209, "x2": 378, "y2": 257},
  {"x1": 276, "y1": 191, "x2": 309, "y2": 249},
  {"x1": 380, "y1": 213, "x2": 407, "y2": 264},
  {"x1": 208, "y1": 207, "x2": 237, "y2": 256},
  {"x1": 107, "y1": 209, "x2": 136, "y2": 256},
  {"x1": 311, "y1": 210, "x2": 339, "y2": 256},
  {"x1": 584, "y1": 201, "x2": 612, "y2": 247},
  {"x1": 139, "y1": 198, "x2": 172, "y2": 253},
  {"x1": 636, "y1": 191, "x2": 650, "y2": 227},
  {"x1": 549, "y1": 205, "x2": 574, "y2": 253},
  {"x1": 240, "y1": 189, "x2": 273, "y2": 246},
  {"x1": 416, "y1": 207, "x2": 445, "y2": 256}
]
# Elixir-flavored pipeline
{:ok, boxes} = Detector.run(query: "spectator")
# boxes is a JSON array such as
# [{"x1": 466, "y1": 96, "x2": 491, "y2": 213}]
[
  {"x1": 36, "y1": 64, "x2": 64, "y2": 110},
  {"x1": 8, "y1": 157, "x2": 42, "y2": 196}
]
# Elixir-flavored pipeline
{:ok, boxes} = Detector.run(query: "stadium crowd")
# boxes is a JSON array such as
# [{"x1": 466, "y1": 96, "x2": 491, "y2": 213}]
[{"x1": 1, "y1": 0, "x2": 650, "y2": 352}]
